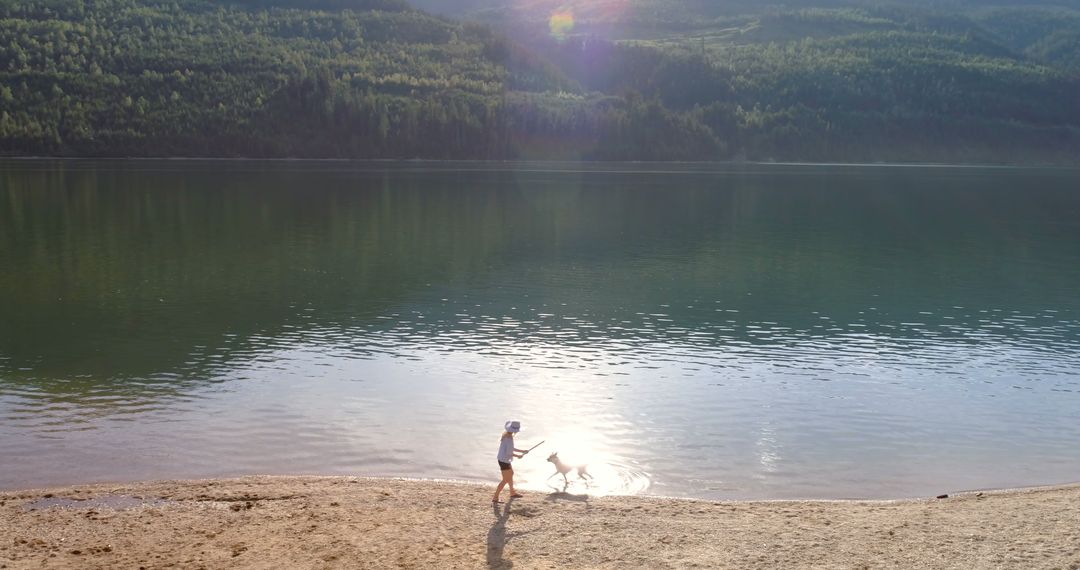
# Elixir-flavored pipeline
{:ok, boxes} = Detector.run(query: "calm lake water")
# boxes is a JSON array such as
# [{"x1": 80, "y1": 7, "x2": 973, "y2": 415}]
[{"x1": 2, "y1": 160, "x2": 1079, "y2": 500}]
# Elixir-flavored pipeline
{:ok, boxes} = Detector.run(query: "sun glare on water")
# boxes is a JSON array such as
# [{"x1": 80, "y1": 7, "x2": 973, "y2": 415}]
[
  {"x1": 504, "y1": 368, "x2": 652, "y2": 497},
  {"x1": 518, "y1": 427, "x2": 651, "y2": 497}
]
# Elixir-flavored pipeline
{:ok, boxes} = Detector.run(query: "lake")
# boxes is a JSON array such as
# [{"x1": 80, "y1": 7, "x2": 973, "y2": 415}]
[{"x1": 2, "y1": 160, "x2": 1079, "y2": 500}]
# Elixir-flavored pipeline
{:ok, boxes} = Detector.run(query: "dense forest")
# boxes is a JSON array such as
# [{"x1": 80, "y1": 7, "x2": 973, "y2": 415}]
[{"x1": 1, "y1": 0, "x2": 1079, "y2": 162}]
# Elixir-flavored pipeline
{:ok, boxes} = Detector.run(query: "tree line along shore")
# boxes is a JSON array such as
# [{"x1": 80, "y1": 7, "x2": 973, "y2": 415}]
[{"x1": 1, "y1": 0, "x2": 1079, "y2": 163}]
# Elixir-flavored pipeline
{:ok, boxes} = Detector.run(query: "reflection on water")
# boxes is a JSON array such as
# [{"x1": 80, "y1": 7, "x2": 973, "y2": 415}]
[{"x1": 2, "y1": 160, "x2": 1080, "y2": 499}]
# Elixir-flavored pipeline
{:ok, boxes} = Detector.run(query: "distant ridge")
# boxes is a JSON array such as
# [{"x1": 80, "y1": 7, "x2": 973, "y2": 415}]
[{"x1": 0, "y1": 0, "x2": 1078, "y2": 162}]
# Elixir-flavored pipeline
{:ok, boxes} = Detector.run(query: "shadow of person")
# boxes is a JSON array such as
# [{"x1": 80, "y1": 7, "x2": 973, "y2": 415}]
[
  {"x1": 486, "y1": 499, "x2": 514, "y2": 569},
  {"x1": 488, "y1": 497, "x2": 539, "y2": 568}
]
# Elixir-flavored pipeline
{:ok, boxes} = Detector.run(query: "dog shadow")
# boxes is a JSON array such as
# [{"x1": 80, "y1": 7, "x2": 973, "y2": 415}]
[
  {"x1": 546, "y1": 478, "x2": 590, "y2": 495},
  {"x1": 486, "y1": 498, "x2": 534, "y2": 569},
  {"x1": 544, "y1": 490, "x2": 590, "y2": 506}
]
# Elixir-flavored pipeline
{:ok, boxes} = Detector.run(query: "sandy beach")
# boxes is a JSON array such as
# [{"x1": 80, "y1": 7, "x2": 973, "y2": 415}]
[{"x1": 1, "y1": 477, "x2": 1079, "y2": 569}]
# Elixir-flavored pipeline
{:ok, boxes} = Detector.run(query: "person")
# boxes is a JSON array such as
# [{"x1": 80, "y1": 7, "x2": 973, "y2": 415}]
[{"x1": 493, "y1": 420, "x2": 529, "y2": 503}]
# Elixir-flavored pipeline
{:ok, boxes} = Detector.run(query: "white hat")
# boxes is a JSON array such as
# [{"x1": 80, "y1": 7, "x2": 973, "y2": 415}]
[{"x1": 505, "y1": 420, "x2": 521, "y2": 433}]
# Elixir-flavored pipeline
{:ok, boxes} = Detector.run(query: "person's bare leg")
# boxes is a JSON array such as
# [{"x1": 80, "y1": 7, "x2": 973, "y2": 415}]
[
  {"x1": 509, "y1": 468, "x2": 523, "y2": 498},
  {"x1": 494, "y1": 469, "x2": 513, "y2": 502}
]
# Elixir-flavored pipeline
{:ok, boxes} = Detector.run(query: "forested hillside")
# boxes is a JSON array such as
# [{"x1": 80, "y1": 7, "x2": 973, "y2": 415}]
[{"x1": 1, "y1": 0, "x2": 1079, "y2": 162}]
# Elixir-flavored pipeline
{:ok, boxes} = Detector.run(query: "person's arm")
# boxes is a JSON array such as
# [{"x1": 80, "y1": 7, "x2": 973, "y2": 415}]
[{"x1": 513, "y1": 446, "x2": 529, "y2": 458}]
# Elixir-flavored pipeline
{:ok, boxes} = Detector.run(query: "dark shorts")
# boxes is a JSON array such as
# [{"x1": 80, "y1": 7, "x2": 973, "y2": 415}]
[{"x1": 498, "y1": 461, "x2": 512, "y2": 471}]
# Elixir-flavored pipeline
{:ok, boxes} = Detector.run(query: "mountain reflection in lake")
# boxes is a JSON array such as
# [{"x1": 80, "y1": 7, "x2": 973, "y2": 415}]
[{"x1": 2, "y1": 160, "x2": 1079, "y2": 499}]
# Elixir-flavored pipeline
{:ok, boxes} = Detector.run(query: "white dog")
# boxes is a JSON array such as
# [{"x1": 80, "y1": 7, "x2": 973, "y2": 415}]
[{"x1": 546, "y1": 452, "x2": 592, "y2": 484}]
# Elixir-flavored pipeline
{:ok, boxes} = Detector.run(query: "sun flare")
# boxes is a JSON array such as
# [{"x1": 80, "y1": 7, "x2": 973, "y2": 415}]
[{"x1": 549, "y1": 10, "x2": 575, "y2": 41}]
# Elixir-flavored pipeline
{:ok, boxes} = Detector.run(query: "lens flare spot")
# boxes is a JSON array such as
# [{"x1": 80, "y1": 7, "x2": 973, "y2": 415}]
[{"x1": 549, "y1": 10, "x2": 575, "y2": 42}]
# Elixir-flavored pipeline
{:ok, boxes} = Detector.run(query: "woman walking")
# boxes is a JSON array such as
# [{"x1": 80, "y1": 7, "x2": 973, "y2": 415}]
[{"x1": 493, "y1": 420, "x2": 530, "y2": 503}]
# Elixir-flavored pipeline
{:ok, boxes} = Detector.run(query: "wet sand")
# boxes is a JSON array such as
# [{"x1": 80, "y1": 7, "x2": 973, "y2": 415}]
[{"x1": 1, "y1": 476, "x2": 1078, "y2": 569}]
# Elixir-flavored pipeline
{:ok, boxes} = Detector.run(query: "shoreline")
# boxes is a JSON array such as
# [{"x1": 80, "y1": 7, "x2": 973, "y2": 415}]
[
  {"x1": 5, "y1": 473, "x2": 1080, "y2": 504},
  {"x1": 3, "y1": 476, "x2": 1079, "y2": 569}
]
